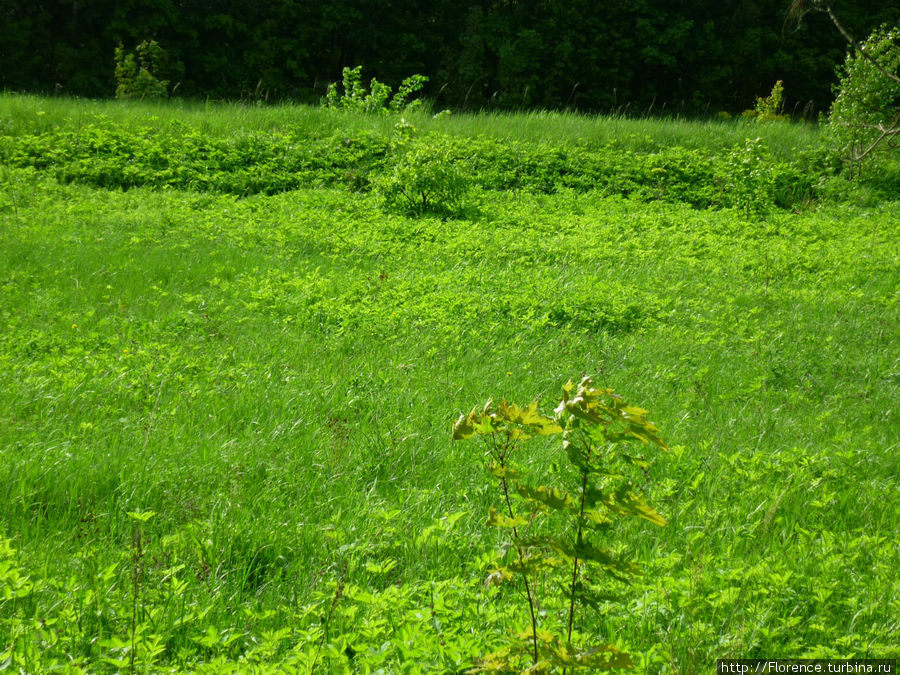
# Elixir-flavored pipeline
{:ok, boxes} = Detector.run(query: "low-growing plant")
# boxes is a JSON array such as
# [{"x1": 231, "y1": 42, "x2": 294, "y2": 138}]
[
  {"x1": 742, "y1": 81, "x2": 788, "y2": 122},
  {"x1": 375, "y1": 137, "x2": 471, "y2": 216},
  {"x1": 114, "y1": 40, "x2": 169, "y2": 100},
  {"x1": 724, "y1": 137, "x2": 776, "y2": 219},
  {"x1": 452, "y1": 376, "x2": 670, "y2": 672},
  {"x1": 325, "y1": 65, "x2": 429, "y2": 114},
  {"x1": 127, "y1": 510, "x2": 156, "y2": 674},
  {"x1": 2, "y1": 114, "x2": 824, "y2": 210},
  {"x1": 723, "y1": 136, "x2": 783, "y2": 293}
]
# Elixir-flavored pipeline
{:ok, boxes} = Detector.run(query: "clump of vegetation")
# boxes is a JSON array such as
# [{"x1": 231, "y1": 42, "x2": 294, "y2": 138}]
[
  {"x1": 375, "y1": 136, "x2": 471, "y2": 216},
  {"x1": 742, "y1": 80, "x2": 788, "y2": 122},
  {"x1": 325, "y1": 65, "x2": 429, "y2": 114},
  {"x1": 828, "y1": 24, "x2": 900, "y2": 175},
  {"x1": 724, "y1": 137, "x2": 777, "y2": 220},
  {"x1": 0, "y1": 98, "x2": 829, "y2": 209},
  {"x1": 453, "y1": 378, "x2": 669, "y2": 672},
  {"x1": 114, "y1": 40, "x2": 169, "y2": 100}
]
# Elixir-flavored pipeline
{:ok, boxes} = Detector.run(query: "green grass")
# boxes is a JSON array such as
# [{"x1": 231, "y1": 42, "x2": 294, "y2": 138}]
[
  {"x1": 0, "y1": 95, "x2": 898, "y2": 672},
  {"x1": 0, "y1": 93, "x2": 819, "y2": 157}
]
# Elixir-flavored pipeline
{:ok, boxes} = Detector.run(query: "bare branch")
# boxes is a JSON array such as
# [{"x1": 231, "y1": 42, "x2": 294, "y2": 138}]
[
  {"x1": 822, "y1": 3, "x2": 900, "y2": 84},
  {"x1": 787, "y1": 0, "x2": 900, "y2": 84},
  {"x1": 840, "y1": 110, "x2": 900, "y2": 163},
  {"x1": 852, "y1": 125, "x2": 900, "y2": 163}
]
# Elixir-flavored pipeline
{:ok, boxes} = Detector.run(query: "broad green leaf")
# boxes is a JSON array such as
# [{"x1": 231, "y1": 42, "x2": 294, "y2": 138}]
[
  {"x1": 556, "y1": 377, "x2": 669, "y2": 451},
  {"x1": 516, "y1": 484, "x2": 577, "y2": 511},
  {"x1": 484, "y1": 567, "x2": 513, "y2": 587},
  {"x1": 497, "y1": 398, "x2": 562, "y2": 436},
  {"x1": 508, "y1": 426, "x2": 535, "y2": 441},
  {"x1": 485, "y1": 506, "x2": 528, "y2": 529},
  {"x1": 451, "y1": 410, "x2": 478, "y2": 440},
  {"x1": 626, "y1": 421, "x2": 669, "y2": 449},
  {"x1": 531, "y1": 535, "x2": 641, "y2": 581},
  {"x1": 452, "y1": 406, "x2": 497, "y2": 440},
  {"x1": 583, "y1": 508, "x2": 613, "y2": 527},
  {"x1": 453, "y1": 397, "x2": 560, "y2": 441},
  {"x1": 572, "y1": 541, "x2": 641, "y2": 581},
  {"x1": 618, "y1": 490, "x2": 667, "y2": 526},
  {"x1": 487, "y1": 461, "x2": 520, "y2": 480},
  {"x1": 507, "y1": 553, "x2": 563, "y2": 576},
  {"x1": 621, "y1": 404, "x2": 649, "y2": 417},
  {"x1": 548, "y1": 643, "x2": 633, "y2": 669},
  {"x1": 471, "y1": 647, "x2": 514, "y2": 673},
  {"x1": 127, "y1": 510, "x2": 157, "y2": 522},
  {"x1": 602, "y1": 485, "x2": 667, "y2": 526},
  {"x1": 567, "y1": 579, "x2": 622, "y2": 610},
  {"x1": 564, "y1": 438, "x2": 590, "y2": 471}
]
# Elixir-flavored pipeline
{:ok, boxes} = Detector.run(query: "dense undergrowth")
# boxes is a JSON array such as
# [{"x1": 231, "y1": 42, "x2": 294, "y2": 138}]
[
  {"x1": 7, "y1": 94, "x2": 898, "y2": 210},
  {"x1": 0, "y1": 95, "x2": 898, "y2": 672},
  {"x1": 3, "y1": 120, "x2": 818, "y2": 209}
]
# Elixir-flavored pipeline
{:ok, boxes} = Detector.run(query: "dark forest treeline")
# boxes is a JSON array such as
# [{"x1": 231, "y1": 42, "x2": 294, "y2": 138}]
[{"x1": 2, "y1": 0, "x2": 898, "y2": 114}]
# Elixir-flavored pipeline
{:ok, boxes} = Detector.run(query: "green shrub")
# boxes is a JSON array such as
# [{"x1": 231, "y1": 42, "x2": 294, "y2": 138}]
[
  {"x1": 114, "y1": 40, "x2": 169, "y2": 100},
  {"x1": 374, "y1": 138, "x2": 470, "y2": 216},
  {"x1": 722, "y1": 137, "x2": 777, "y2": 219},
  {"x1": 741, "y1": 80, "x2": 789, "y2": 122},
  {"x1": 828, "y1": 24, "x2": 900, "y2": 175},
  {"x1": 325, "y1": 65, "x2": 429, "y2": 114},
  {"x1": 0, "y1": 117, "x2": 822, "y2": 210}
]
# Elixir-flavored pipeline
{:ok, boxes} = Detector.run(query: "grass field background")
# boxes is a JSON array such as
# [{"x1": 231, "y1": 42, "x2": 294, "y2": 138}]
[{"x1": 1, "y1": 94, "x2": 898, "y2": 672}]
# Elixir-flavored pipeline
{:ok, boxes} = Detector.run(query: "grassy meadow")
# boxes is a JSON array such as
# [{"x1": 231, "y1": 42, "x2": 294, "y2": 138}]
[{"x1": 0, "y1": 94, "x2": 898, "y2": 673}]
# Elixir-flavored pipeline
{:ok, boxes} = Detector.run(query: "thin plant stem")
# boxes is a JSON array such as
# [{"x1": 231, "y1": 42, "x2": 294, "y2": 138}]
[
  {"x1": 130, "y1": 526, "x2": 143, "y2": 675},
  {"x1": 822, "y1": 3, "x2": 900, "y2": 85},
  {"x1": 310, "y1": 563, "x2": 345, "y2": 674},
  {"x1": 566, "y1": 469, "x2": 589, "y2": 645},
  {"x1": 564, "y1": 434, "x2": 593, "y2": 675},
  {"x1": 492, "y1": 436, "x2": 540, "y2": 667}
]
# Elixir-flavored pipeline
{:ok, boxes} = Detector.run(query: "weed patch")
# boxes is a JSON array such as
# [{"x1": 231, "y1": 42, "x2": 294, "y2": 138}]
[{"x1": 0, "y1": 111, "x2": 829, "y2": 209}]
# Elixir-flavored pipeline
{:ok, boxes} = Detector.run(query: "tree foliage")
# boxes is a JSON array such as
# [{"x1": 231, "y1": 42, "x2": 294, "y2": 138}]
[
  {"x1": 114, "y1": 40, "x2": 169, "y2": 100},
  {"x1": 788, "y1": 0, "x2": 899, "y2": 173},
  {"x1": 829, "y1": 25, "x2": 900, "y2": 173},
  {"x1": 324, "y1": 66, "x2": 428, "y2": 113},
  {"x1": 0, "y1": 0, "x2": 898, "y2": 113}
]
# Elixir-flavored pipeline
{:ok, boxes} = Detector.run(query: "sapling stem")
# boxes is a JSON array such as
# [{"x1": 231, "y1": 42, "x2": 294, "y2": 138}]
[
  {"x1": 130, "y1": 525, "x2": 143, "y2": 675},
  {"x1": 491, "y1": 436, "x2": 540, "y2": 667},
  {"x1": 564, "y1": 432, "x2": 593, "y2": 675},
  {"x1": 566, "y1": 469, "x2": 589, "y2": 646},
  {"x1": 310, "y1": 562, "x2": 345, "y2": 674}
]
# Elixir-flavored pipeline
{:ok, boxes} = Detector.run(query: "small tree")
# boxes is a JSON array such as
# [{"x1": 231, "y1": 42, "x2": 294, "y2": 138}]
[
  {"x1": 829, "y1": 25, "x2": 900, "y2": 174},
  {"x1": 452, "y1": 377, "x2": 670, "y2": 672},
  {"x1": 788, "y1": 1, "x2": 900, "y2": 174}
]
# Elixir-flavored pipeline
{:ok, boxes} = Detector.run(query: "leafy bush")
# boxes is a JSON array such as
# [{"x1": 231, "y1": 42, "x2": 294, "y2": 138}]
[
  {"x1": 114, "y1": 40, "x2": 169, "y2": 100},
  {"x1": 374, "y1": 137, "x2": 471, "y2": 216},
  {"x1": 453, "y1": 378, "x2": 669, "y2": 672},
  {"x1": 828, "y1": 24, "x2": 900, "y2": 175},
  {"x1": 325, "y1": 65, "x2": 429, "y2": 114},
  {"x1": 741, "y1": 80, "x2": 789, "y2": 123},
  {"x1": 723, "y1": 137, "x2": 776, "y2": 219}
]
